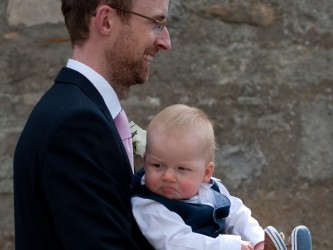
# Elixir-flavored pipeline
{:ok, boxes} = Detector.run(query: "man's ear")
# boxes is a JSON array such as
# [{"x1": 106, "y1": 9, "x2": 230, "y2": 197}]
[
  {"x1": 203, "y1": 162, "x2": 214, "y2": 183},
  {"x1": 93, "y1": 6, "x2": 116, "y2": 34}
]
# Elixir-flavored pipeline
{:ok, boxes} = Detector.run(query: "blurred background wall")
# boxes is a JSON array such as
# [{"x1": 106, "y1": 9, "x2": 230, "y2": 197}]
[{"x1": 1, "y1": 0, "x2": 332, "y2": 249}]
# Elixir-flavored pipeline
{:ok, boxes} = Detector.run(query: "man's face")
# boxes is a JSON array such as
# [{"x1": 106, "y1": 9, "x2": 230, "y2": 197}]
[{"x1": 108, "y1": 0, "x2": 171, "y2": 99}]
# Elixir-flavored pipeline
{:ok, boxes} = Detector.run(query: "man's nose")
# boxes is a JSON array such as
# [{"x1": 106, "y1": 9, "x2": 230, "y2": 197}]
[{"x1": 155, "y1": 27, "x2": 172, "y2": 50}]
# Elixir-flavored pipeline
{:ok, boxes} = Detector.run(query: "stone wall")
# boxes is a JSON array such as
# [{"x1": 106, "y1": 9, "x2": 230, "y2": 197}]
[{"x1": 1, "y1": 0, "x2": 332, "y2": 249}]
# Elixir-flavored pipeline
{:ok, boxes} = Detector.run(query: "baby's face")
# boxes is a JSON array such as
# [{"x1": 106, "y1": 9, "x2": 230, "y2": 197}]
[{"x1": 144, "y1": 130, "x2": 213, "y2": 200}]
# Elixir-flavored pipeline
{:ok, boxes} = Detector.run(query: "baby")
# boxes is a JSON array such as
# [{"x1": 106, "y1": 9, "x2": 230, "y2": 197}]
[{"x1": 131, "y1": 104, "x2": 312, "y2": 250}]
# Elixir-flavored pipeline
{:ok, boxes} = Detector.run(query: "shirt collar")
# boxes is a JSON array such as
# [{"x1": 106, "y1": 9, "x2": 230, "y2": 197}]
[{"x1": 66, "y1": 59, "x2": 121, "y2": 119}]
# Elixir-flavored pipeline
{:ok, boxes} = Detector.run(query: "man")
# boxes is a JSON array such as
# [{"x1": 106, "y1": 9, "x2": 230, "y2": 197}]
[{"x1": 13, "y1": 0, "x2": 171, "y2": 249}]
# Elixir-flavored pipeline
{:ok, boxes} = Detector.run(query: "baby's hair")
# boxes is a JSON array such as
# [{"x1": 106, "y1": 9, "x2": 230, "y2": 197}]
[{"x1": 147, "y1": 104, "x2": 216, "y2": 161}]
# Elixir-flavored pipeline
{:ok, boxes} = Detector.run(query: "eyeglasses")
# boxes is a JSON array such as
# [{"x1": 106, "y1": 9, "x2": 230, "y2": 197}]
[
  {"x1": 112, "y1": 6, "x2": 167, "y2": 32},
  {"x1": 93, "y1": 5, "x2": 167, "y2": 32}
]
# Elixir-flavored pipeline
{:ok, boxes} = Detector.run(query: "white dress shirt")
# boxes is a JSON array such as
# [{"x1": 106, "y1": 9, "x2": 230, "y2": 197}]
[{"x1": 132, "y1": 176, "x2": 264, "y2": 250}]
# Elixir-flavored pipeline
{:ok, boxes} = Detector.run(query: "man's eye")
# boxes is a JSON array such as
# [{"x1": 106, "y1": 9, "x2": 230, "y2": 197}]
[
  {"x1": 178, "y1": 166, "x2": 189, "y2": 171},
  {"x1": 154, "y1": 19, "x2": 166, "y2": 32},
  {"x1": 153, "y1": 164, "x2": 161, "y2": 168}
]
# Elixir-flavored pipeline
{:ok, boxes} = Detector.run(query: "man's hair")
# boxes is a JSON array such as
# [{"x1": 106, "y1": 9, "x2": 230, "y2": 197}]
[
  {"x1": 61, "y1": 0, "x2": 133, "y2": 46},
  {"x1": 147, "y1": 104, "x2": 217, "y2": 161}
]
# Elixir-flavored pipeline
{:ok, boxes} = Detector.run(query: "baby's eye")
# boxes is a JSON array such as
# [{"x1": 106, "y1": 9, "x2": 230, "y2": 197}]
[
  {"x1": 178, "y1": 166, "x2": 189, "y2": 171},
  {"x1": 153, "y1": 164, "x2": 162, "y2": 168}
]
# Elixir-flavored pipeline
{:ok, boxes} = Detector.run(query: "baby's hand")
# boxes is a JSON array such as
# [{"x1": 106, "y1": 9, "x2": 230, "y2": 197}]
[{"x1": 241, "y1": 240, "x2": 254, "y2": 250}]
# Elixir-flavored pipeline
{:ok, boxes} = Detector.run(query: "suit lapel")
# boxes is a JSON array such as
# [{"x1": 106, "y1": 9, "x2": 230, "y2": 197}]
[
  {"x1": 54, "y1": 67, "x2": 133, "y2": 175},
  {"x1": 55, "y1": 67, "x2": 114, "y2": 123}
]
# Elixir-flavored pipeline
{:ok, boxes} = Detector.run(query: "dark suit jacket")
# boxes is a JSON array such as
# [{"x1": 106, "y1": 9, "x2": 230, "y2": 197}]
[{"x1": 14, "y1": 67, "x2": 148, "y2": 249}]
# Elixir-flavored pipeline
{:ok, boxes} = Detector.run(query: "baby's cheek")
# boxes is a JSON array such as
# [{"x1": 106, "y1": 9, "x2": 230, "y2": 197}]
[
  {"x1": 181, "y1": 183, "x2": 199, "y2": 199},
  {"x1": 145, "y1": 177, "x2": 157, "y2": 192}
]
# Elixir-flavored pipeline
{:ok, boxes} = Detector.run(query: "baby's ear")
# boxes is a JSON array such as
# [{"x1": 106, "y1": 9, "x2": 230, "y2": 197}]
[
  {"x1": 203, "y1": 162, "x2": 214, "y2": 182},
  {"x1": 143, "y1": 152, "x2": 146, "y2": 164}
]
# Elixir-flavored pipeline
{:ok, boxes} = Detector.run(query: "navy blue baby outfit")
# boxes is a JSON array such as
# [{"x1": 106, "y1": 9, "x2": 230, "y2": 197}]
[{"x1": 131, "y1": 168, "x2": 231, "y2": 238}]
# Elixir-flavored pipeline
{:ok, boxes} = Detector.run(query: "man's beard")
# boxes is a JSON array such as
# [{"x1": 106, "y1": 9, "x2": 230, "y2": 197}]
[{"x1": 107, "y1": 36, "x2": 149, "y2": 99}]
